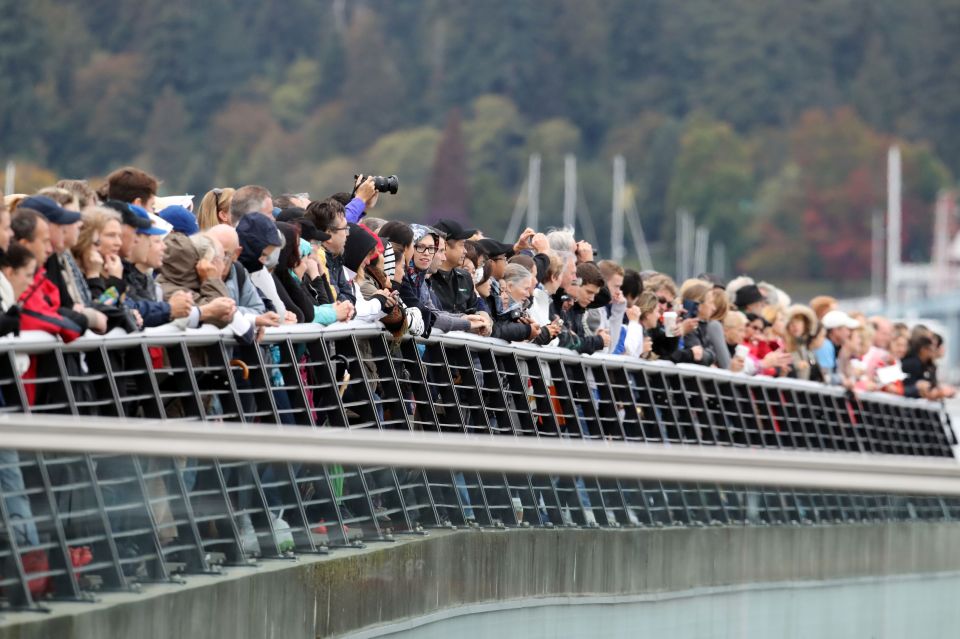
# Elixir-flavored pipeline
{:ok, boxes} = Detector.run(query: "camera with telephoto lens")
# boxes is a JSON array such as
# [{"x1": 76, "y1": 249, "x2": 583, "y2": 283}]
[{"x1": 355, "y1": 174, "x2": 399, "y2": 195}]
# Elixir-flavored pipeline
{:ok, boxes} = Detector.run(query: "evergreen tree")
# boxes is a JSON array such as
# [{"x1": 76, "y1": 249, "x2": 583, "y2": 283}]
[{"x1": 427, "y1": 109, "x2": 469, "y2": 223}]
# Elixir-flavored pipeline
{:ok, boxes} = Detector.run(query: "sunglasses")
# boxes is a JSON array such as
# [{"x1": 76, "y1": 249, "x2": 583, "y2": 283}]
[
  {"x1": 211, "y1": 188, "x2": 224, "y2": 211},
  {"x1": 658, "y1": 297, "x2": 672, "y2": 306}
]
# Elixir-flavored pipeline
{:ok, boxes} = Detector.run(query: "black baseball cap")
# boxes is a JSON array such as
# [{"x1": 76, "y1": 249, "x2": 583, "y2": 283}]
[
  {"x1": 103, "y1": 199, "x2": 151, "y2": 230},
  {"x1": 433, "y1": 218, "x2": 478, "y2": 241},
  {"x1": 476, "y1": 238, "x2": 513, "y2": 258},
  {"x1": 276, "y1": 208, "x2": 331, "y2": 243},
  {"x1": 19, "y1": 195, "x2": 82, "y2": 225}
]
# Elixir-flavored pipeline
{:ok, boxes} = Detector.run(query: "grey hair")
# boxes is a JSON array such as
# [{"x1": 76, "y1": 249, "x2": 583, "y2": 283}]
[
  {"x1": 230, "y1": 185, "x2": 272, "y2": 224},
  {"x1": 546, "y1": 228, "x2": 576, "y2": 254},
  {"x1": 502, "y1": 263, "x2": 533, "y2": 287}
]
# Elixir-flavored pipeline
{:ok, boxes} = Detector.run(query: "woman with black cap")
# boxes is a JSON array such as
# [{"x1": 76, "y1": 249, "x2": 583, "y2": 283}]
[{"x1": 274, "y1": 221, "x2": 352, "y2": 325}]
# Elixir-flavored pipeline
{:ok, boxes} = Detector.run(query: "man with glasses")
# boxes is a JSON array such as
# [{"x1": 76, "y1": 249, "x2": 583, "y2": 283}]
[{"x1": 305, "y1": 198, "x2": 355, "y2": 304}]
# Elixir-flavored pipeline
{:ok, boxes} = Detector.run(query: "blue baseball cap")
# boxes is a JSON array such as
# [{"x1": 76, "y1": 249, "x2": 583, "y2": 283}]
[
  {"x1": 158, "y1": 205, "x2": 199, "y2": 236},
  {"x1": 130, "y1": 204, "x2": 167, "y2": 236},
  {"x1": 19, "y1": 195, "x2": 82, "y2": 225}
]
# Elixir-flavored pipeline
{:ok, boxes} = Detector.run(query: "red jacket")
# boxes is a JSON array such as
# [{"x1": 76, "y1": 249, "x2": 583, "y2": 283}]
[{"x1": 19, "y1": 269, "x2": 85, "y2": 405}]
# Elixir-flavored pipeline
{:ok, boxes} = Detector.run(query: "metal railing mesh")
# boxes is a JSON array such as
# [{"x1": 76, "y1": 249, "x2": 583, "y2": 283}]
[{"x1": 0, "y1": 325, "x2": 956, "y2": 612}]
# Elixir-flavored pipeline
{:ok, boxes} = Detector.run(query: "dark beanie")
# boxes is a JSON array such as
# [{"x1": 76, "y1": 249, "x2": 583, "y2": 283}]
[{"x1": 341, "y1": 223, "x2": 378, "y2": 274}]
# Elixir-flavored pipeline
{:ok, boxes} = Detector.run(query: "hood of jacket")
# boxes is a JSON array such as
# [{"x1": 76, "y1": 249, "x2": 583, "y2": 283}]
[
  {"x1": 237, "y1": 213, "x2": 281, "y2": 274},
  {"x1": 786, "y1": 304, "x2": 819, "y2": 338}
]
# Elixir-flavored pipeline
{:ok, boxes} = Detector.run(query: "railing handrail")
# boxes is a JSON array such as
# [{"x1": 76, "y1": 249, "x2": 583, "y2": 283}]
[
  {"x1": 2, "y1": 413, "x2": 959, "y2": 495},
  {"x1": 0, "y1": 324, "x2": 947, "y2": 413}
]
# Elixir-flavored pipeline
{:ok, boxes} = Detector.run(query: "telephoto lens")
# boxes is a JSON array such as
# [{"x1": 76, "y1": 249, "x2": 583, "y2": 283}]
[{"x1": 372, "y1": 175, "x2": 399, "y2": 194}]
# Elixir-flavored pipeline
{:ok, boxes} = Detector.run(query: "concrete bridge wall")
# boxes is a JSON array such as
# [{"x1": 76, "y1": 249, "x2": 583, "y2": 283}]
[{"x1": 3, "y1": 523, "x2": 959, "y2": 639}]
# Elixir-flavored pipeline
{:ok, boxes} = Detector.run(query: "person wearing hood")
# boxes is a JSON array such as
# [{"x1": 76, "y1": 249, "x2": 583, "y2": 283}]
[
  {"x1": 156, "y1": 231, "x2": 237, "y2": 329},
  {"x1": 399, "y1": 224, "x2": 483, "y2": 336},
  {"x1": 783, "y1": 304, "x2": 823, "y2": 382},
  {"x1": 235, "y1": 212, "x2": 294, "y2": 323}
]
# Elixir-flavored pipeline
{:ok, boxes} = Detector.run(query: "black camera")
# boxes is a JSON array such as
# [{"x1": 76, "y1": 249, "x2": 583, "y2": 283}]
[
  {"x1": 355, "y1": 174, "x2": 399, "y2": 195},
  {"x1": 498, "y1": 305, "x2": 527, "y2": 322}
]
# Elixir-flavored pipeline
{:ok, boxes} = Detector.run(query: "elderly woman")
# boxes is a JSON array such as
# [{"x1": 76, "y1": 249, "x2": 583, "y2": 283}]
[{"x1": 493, "y1": 263, "x2": 540, "y2": 342}]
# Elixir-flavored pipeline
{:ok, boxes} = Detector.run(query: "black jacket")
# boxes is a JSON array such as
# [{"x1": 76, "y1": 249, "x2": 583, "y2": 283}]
[
  {"x1": 669, "y1": 320, "x2": 716, "y2": 366},
  {"x1": 325, "y1": 250, "x2": 354, "y2": 304},
  {"x1": 430, "y1": 267, "x2": 480, "y2": 314},
  {"x1": 902, "y1": 355, "x2": 937, "y2": 398},
  {"x1": 557, "y1": 294, "x2": 604, "y2": 355}
]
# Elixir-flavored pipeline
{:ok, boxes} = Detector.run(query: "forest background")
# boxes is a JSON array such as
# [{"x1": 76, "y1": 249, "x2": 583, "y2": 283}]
[{"x1": 4, "y1": 0, "x2": 960, "y2": 294}]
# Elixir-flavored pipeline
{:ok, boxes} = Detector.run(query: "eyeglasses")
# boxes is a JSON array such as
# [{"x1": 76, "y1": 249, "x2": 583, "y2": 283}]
[
  {"x1": 331, "y1": 225, "x2": 349, "y2": 233},
  {"x1": 414, "y1": 244, "x2": 438, "y2": 255}
]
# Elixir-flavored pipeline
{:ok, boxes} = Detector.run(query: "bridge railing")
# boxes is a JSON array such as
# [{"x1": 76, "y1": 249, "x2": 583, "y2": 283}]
[{"x1": 0, "y1": 324, "x2": 956, "y2": 613}]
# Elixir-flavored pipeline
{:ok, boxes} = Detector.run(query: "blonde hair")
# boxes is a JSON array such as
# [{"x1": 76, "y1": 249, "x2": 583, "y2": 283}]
[
  {"x1": 635, "y1": 290, "x2": 658, "y2": 320},
  {"x1": 679, "y1": 278, "x2": 711, "y2": 303},
  {"x1": 706, "y1": 288, "x2": 728, "y2": 321},
  {"x1": 644, "y1": 273, "x2": 677, "y2": 297},
  {"x1": 73, "y1": 206, "x2": 121, "y2": 272},
  {"x1": 36, "y1": 187, "x2": 79, "y2": 209},
  {"x1": 597, "y1": 259, "x2": 624, "y2": 280},
  {"x1": 723, "y1": 310, "x2": 747, "y2": 330},
  {"x1": 196, "y1": 188, "x2": 235, "y2": 231},
  {"x1": 55, "y1": 180, "x2": 99, "y2": 209}
]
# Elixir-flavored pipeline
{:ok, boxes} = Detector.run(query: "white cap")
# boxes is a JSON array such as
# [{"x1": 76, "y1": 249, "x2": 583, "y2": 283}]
[
  {"x1": 822, "y1": 310, "x2": 860, "y2": 330},
  {"x1": 154, "y1": 194, "x2": 194, "y2": 212},
  {"x1": 148, "y1": 213, "x2": 173, "y2": 235}
]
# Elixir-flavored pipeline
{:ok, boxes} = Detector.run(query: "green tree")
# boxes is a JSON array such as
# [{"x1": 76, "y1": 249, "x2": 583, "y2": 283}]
[
  {"x1": 428, "y1": 109, "x2": 470, "y2": 223},
  {"x1": 666, "y1": 114, "x2": 755, "y2": 258}
]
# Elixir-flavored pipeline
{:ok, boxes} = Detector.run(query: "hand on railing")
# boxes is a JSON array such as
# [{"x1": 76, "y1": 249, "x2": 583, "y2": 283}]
[{"x1": 168, "y1": 290, "x2": 194, "y2": 319}]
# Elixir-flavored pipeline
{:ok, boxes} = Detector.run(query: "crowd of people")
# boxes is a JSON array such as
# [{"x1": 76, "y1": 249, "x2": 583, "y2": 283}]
[
  {"x1": 0, "y1": 165, "x2": 953, "y2": 402},
  {"x1": 0, "y1": 165, "x2": 954, "y2": 587}
]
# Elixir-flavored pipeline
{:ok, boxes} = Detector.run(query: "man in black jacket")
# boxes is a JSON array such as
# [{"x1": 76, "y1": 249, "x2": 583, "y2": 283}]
[
  {"x1": 558, "y1": 262, "x2": 609, "y2": 354},
  {"x1": 431, "y1": 219, "x2": 482, "y2": 314}
]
